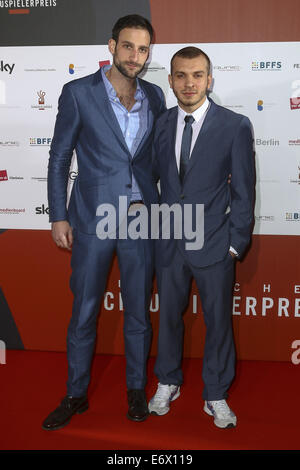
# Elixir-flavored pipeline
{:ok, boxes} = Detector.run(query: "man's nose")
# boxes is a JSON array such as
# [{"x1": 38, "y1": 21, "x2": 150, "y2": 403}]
[
  {"x1": 129, "y1": 49, "x2": 139, "y2": 61},
  {"x1": 185, "y1": 77, "x2": 195, "y2": 88}
]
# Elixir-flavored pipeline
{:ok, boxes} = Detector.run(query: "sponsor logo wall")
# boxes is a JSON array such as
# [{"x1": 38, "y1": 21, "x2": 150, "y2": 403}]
[
  {"x1": 0, "y1": 41, "x2": 299, "y2": 359},
  {"x1": 0, "y1": 42, "x2": 299, "y2": 235}
]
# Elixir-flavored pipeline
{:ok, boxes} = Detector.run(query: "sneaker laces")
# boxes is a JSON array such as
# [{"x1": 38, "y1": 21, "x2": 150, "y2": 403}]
[
  {"x1": 155, "y1": 383, "x2": 176, "y2": 401},
  {"x1": 208, "y1": 400, "x2": 231, "y2": 417}
]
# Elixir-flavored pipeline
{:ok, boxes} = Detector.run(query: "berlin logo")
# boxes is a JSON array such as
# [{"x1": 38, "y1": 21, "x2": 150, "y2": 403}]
[{"x1": 256, "y1": 138, "x2": 279, "y2": 146}]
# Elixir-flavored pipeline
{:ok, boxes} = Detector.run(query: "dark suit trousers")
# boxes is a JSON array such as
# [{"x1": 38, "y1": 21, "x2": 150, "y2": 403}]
[
  {"x1": 66, "y1": 228, "x2": 154, "y2": 397},
  {"x1": 154, "y1": 247, "x2": 235, "y2": 401}
]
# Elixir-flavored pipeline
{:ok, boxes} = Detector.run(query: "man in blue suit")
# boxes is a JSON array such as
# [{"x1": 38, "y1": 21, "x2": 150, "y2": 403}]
[
  {"x1": 42, "y1": 15, "x2": 166, "y2": 430},
  {"x1": 149, "y1": 47, "x2": 255, "y2": 428}
]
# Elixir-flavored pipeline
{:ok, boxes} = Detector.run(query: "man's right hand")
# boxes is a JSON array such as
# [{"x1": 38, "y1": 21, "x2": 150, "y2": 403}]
[{"x1": 52, "y1": 221, "x2": 73, "y2": 250}]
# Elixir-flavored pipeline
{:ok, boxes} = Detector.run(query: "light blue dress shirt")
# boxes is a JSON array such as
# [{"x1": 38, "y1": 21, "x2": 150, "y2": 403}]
[{"x1": 101, "y1": 64, "x2": 148, "y2": 201}]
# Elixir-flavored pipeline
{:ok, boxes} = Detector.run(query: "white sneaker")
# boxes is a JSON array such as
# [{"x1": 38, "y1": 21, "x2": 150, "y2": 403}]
[
  {"x1": 204, "y1": 399, "x2": 237, "y2": 428},
  {"x1": 148, "y1": 383, "x2": 180, "y2": 416}
]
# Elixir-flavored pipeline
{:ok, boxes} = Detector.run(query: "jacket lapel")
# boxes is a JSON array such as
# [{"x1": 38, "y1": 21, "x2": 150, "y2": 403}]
[
  {"x1": 90, "y1": 69, "x2": 131, "y2": 157},
  {"x1": 184, "y1": 99, "x2": 218, "y2": 180},
  {"x1": 132, "y1": 78, "x2": 162, "y2": 159},
  {"x1": 165, "y1": 107, "x2": 182, "y2": 191}
]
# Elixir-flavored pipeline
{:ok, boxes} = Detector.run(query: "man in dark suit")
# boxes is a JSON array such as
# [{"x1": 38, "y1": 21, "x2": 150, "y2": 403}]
[
  {"x1": 42, "y1": 14, "x2": 166, "y2": 430},
  {"x1": 149, "y1": 47, "x2": 255, "y2": 428}
]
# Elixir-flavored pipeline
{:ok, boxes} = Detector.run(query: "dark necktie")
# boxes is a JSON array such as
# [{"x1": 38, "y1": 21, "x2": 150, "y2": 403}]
[{"x1": 179, "y1": 115, "x2": 195, "y2": 183}]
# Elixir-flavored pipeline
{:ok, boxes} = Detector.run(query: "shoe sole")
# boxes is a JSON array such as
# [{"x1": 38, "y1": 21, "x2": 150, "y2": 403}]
[
  {"x1": 126, "y1": 412, "x2": 149, "y2": 422},
  {"x1": 203, "y1": 403, "x2": 236, "y2": 429},
  {"x1": 41, "y1": 402, "x2": 89, "y2": 431},
  {"x1": 149, "y1": 389, "x2": 180, "y2": 416}
]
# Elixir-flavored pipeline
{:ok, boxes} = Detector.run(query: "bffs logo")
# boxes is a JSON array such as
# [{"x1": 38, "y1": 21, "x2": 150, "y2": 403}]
[
  {"x1": 252, "y1": 61, "x2": 282, "y2": 71},
  {"x1": 30, "y1": 137, "x2": 52, "y2": 146}
]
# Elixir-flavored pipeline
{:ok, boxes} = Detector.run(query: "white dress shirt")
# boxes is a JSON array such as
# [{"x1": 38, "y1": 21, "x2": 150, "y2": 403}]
[
  {"x1": 174, "y1": 98, "x2": 238, "y2": 257},
  {"x1": 175, "y1": 97, "x2": 210, "y2": 171}
]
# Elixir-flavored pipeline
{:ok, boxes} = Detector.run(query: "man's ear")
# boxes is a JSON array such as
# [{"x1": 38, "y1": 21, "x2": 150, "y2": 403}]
[
  {"x1": 207, "y1": 74, "x2": 213, "y2": 91},
  {"x1": 168, "y1": 74, "x2": 173, "y2": 89},
  {"x1": 108, "y1": 38, "x2": 116, "y2": 55}
]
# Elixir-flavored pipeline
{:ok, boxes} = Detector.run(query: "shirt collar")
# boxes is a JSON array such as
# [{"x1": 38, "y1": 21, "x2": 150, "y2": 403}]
[
  {"x1": 101, "y1": 64, "x2": 145, "y2": 101},
  {"x1": 178, "y1": 97, "x2": 209, "y2": 123}
]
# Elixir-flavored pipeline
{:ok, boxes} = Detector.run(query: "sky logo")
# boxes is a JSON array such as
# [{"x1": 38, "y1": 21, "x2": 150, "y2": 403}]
[{"x1": 69, "y1": 64, "x2": 75, "y2": 74}]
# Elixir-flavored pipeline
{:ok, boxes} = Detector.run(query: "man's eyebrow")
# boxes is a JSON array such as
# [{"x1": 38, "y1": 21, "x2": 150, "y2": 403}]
[
  {"x1": 174, "y1": 69, "x2": 205, "y2": 74},
  {"x1": 121, "y1": 40, "x2": 149, "y2": 49}
]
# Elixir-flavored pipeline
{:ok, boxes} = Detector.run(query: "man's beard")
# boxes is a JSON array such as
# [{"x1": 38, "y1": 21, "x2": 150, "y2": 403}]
[
  {"x1": 113, "y1": 56, "x2": 145, "y2": 79},
  {"x1": 175, "y1": 89, "x2": 208, "y2": 110}
]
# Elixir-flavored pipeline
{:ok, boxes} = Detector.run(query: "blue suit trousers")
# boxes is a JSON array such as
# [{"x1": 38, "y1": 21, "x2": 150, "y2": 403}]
[
  {"x1": 66, "y1": 228, "x2": 154, "y2": 397},
  {"x1": 154, "y1": 247, "x2": 236, "y2": 401}
]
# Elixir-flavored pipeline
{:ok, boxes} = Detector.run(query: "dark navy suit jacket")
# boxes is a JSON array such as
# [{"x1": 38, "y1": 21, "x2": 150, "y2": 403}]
[
  {"x1": 48, "y1": 68, "x2": 166, "y2": 234},
  {"x1": 153, "y1": 99, "x2": 255, "y2": 267}
]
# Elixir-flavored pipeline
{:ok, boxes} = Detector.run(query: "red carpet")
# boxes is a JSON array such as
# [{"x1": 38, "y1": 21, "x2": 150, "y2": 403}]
[{"x1": 0, "y1": 350, "x2": 299, "y2": 450}]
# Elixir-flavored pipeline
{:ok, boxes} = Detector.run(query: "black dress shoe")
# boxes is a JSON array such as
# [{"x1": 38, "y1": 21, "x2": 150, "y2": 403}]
[
  {"x1": 127, "y1": 389, "x2": 149, "y2": 422},
  {"x1": 42, "y1": 395, "x2": 88, "y2": 431}
]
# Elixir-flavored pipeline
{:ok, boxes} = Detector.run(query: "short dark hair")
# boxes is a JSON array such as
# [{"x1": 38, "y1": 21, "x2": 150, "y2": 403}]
[
  {"x1": 112, "y1": 14, "x2": 154, "y2": 44},
  {"x1": 170, "y1": 47, "x2": 211, "y2": 74}
]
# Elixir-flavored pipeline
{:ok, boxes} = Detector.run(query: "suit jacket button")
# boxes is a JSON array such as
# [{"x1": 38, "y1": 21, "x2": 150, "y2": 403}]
[
  {"x1": 180, "y1": 194, "x2": 184, "y2": 199},
  {"x1": 126, "y1": 184, "x2": 132, "y2": 188}
]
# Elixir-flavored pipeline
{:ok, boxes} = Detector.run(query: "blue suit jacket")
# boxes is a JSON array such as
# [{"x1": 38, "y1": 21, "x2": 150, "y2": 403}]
[
  {"x1": 153, "y1": 99, "x2": 255, "y2": 267},
  {"x1": 48, "y1": 68, "x2": 166, "y2": 234}
]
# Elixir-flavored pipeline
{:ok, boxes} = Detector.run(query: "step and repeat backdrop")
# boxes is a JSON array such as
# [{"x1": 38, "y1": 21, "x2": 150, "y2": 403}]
[
  {"x1": 0, "y1": 0, "x2": 299, "y2": 362},
  {"x1": 0, "y1": 42, "x2": 300, "y2": 234}
]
